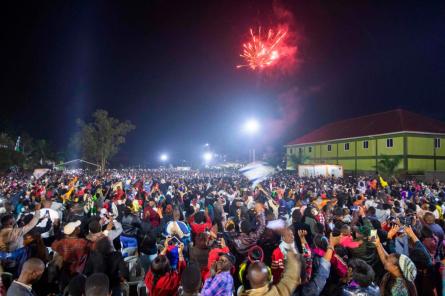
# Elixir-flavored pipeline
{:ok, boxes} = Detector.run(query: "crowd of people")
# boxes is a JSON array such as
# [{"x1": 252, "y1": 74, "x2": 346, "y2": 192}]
[{"x1": 0, "y1": 167, "x2": 444, "y2": 296}]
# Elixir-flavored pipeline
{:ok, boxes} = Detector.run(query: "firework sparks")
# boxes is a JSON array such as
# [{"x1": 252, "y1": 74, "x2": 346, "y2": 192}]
[{"x1": 237, "y1": 27, "x2": 288, "y2": 70}]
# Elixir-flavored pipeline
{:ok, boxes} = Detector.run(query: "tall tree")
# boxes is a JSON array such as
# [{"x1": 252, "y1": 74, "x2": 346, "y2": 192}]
[{"x1": 72, "y1": 110, "x2": 135, "y2": 170}]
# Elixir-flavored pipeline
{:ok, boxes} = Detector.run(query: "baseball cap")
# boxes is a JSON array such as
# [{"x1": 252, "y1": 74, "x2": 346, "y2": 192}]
[{"x1": 64, "y1": 220, "x2": 81, "y2": 235}]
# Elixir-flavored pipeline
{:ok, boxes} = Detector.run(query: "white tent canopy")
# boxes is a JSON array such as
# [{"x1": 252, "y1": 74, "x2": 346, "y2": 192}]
[{"x1": 55, "y1": 159, "x2": 101, "y2": 170}]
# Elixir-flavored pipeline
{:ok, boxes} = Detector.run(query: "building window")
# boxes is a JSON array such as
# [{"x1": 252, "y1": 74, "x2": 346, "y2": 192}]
[
  {"x1": 386, "y1": 138, "x2": 393, "y2": 148},
  {"x1": 299, "y1": 147, "x2": 303, "y2": 153},
  {"x1": 344, "y1": 143, "x2": 350, "y2": 151},
  {"x1": 327, "y1": 144, "x2": 332, "y2": 151},
  {"x1": 308, "y1": 147, "x2": 312, "y2": 153},
  {"x1": 435, "y1": 138, "x2": 441, "y2": 149},
  {"x1": 363, "y1": 140, "x2": 369, "y2": 149}
]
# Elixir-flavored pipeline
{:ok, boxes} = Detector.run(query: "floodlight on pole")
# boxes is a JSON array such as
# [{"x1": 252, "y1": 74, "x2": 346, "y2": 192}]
[
  {"x1": 243, "y1": 118, "x2": 260, "y2": 162},
  {"x1": 160, "y1": 154, "x2": 168, "y2": 162},
  {"x1": 243, "y1": 118, "x2": 260, "y2": 135},
  {"x1": 203, "y1": 152, "x2": 213, "y2": 162}
]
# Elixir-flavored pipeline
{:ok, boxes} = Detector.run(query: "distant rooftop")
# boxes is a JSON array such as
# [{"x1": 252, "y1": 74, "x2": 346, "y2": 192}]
[{"x1": 288, "y1": 109, "x2": 445, "y2": 145}]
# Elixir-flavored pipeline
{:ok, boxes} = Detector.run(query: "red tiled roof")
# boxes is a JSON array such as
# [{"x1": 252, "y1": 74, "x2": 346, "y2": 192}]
[{"x1": 288, "y1": 109, "x2": 445, "y2": 145}]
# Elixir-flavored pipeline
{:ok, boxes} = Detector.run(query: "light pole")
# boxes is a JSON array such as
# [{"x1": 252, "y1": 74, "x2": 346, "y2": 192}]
[{"x1": 243, "y1": 119, "x2": 260, "y2": 162}]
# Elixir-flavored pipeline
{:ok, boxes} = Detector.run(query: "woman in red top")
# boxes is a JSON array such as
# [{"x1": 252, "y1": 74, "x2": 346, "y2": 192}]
[
  {"x1": 188, "y1": 209, "x2": 212, "y2": 237},
  {"x1": 145, "y1": 238, "x2": 186, "y2": 296}
]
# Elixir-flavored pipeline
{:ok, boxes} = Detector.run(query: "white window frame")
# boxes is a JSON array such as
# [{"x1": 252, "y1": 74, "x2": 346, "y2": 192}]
[
  {"x1": 386, "y1": 138, "x2": 394, "y2": 148},
  {"x1": 344, "y1": 143, "x2": 350, "y2": 151},
  {"x1": 435, "y1": 138, "x2": 441, "y2": 149},
  {"x1": 363, "y1": 140, "x2": 369, "y2": 149},
  {"x1": 327, "y1": 144, "x2": 332, "y2": 152}
]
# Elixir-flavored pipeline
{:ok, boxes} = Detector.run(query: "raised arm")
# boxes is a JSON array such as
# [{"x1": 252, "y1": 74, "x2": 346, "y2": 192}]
[
  {"x1": 385, "y1": 225, "x2": 400, "y2": 254},
  {"x1": 374, "y1": 235, "x2": 389, "y2": 266},
  {"x1": 106, "y1": 219, "x2": 123, "y2": 241},
  {"x1": 34, "y1": 217, "x2": 53, "y2": 234},
  {"x1": 21, "y1": 210, "x2": 40, "y2": 235},
  {"x1": 405, "y1": 226, "x2": 433, "y2": 267},
  {"x1": 249, "y1": 210, "x2": 266, "y2": 241},
  {"x1": 274, "y1": 251, "x2": 302, "y2": 295}
]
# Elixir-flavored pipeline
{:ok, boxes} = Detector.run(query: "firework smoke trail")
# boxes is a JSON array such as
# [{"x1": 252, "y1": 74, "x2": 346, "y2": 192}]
[{"x1": 237, "y1": 27, "x2": 288, "y2": 70}]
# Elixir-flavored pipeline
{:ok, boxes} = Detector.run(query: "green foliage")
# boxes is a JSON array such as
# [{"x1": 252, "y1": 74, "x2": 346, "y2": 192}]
[
  {"x1": 288, "y1": 153, "x2": 310, "y2": 169},
  {"x1": 71, "y1": 110, "x2": 135, "y2": 170},
  {"x1": 375, "y1": 154, "x2": 403, "y2": 177},
  {"x1": 18, "y1": 133, "x2": 57, "y2": 169},
  {"x1": 0, "y1": 130, "x2": 60, "y2": 170},
  {"x1": 0, "y1": 149, "x2": 25, "y2": 170}
]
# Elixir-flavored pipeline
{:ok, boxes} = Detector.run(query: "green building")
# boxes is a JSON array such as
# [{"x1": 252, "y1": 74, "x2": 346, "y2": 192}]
[{"x1": 285, "y1": 109, "x2": 445, "y2": 174}]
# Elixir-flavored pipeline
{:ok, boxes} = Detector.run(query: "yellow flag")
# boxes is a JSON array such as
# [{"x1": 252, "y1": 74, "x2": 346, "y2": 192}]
[
  {"x1": 62, "y1": 177, "x2": 78, "y2": 203},
  {"x1": 379, "y1": 176, "x2": 388, "y2": 188},
  {"x1": 62, "y1": 187, "x2": 74, "y2": 203}
]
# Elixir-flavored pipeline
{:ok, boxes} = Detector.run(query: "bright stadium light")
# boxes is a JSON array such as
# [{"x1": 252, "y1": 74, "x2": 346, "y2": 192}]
[
  {"x1": 203, "y1": 152, "x2": 213, "y2": 162},
  {"x1": 243, "y1": 118, "x2": 260, "y2": 162},
  {"x1": 243, "y1": 118, "x2": 260, "y2": 135},
  {"x1": 160, "y1": 154, "x2": 168, "y2": 162}
]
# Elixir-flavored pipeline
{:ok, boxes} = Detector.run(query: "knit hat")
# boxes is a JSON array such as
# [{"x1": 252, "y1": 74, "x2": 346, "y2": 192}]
[{"x1": 398, "y1": 254, "x2": 417, "y2": 282}]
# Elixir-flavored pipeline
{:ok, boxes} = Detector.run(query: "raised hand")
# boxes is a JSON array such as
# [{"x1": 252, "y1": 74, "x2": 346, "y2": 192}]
[
  {"x1": 373, "y1": 234, "x2": 381, "y2": 245},
  {"x1": 298, "y1": 230, "x2": 307, "y2": 239},
  {"x1": 298, "y1": 230, "x2": 307, "y2": 243},
  {"x1": 404, "y1": 226, "x2": 419, "y2": 242},
  {"x1": 387, "y1": 225, "x2": 400, "y2": 240},
  {"x1": 164, "y1": 236, "x2": 172, "y2": 248},
  {"x1": 283, "y1": 228, "x2": 294, "y2": 244}
]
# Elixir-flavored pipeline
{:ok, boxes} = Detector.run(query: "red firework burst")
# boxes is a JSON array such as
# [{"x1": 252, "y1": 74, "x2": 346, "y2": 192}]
[{"x1": 237, "y1": 27, "x2": 288, "y2": 70}]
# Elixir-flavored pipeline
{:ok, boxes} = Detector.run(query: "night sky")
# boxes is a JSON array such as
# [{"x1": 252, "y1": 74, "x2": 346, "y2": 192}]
[{"x1": 1, "y1": 1, "x2": 445, "y2": 166}]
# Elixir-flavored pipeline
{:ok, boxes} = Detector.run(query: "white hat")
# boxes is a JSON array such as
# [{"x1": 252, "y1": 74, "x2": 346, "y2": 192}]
[{"x1": 63, "y1": 220, "x2": 81, "y2": 235}]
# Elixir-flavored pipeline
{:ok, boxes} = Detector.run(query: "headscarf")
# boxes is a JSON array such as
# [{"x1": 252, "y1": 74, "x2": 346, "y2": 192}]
[{"x1": 398, "y1": 254, "x2": 417, "y2": 282}]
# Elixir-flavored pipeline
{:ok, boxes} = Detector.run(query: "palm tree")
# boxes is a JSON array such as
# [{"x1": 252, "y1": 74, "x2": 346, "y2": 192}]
[
  {"x1": 375, "y1": 155, "x2": 403, "y2": 177},
  {"x1": 288, "y1": 153, "x2": 310, "y2": 170}
]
